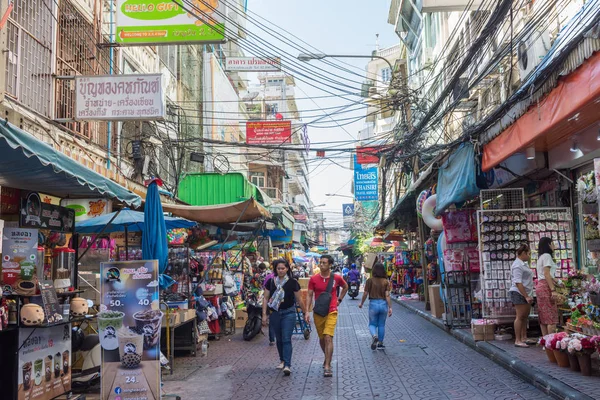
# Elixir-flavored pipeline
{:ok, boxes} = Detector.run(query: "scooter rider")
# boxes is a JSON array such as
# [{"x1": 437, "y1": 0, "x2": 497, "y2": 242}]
[{"x1": 348, "y1": 264, "x2": 361, "y2": 284}]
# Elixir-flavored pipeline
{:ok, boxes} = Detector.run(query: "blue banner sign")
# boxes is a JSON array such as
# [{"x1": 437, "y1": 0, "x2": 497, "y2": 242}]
[{"x1": 354, "y1": 157, "x2": 378, "y2": 201}]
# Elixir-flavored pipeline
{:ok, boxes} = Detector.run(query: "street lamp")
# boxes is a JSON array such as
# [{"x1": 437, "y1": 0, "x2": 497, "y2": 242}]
[
  {"x1": 297, "y1": 53, "x2": 394, "y2": 73},
  {"x1": 325, "y1": 193, "x2": 354, "y2": 199}
]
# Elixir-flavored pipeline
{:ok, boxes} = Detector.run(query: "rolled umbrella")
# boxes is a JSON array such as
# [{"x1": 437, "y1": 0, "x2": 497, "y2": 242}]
[{"x1": 142, "y1": 179, "x2": 173, "y2": 289}]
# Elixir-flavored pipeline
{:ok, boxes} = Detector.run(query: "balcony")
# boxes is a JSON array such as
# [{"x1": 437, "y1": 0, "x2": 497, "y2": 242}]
[{"x1": 263, "y1": 187, "x2": 283, "y2": 203}]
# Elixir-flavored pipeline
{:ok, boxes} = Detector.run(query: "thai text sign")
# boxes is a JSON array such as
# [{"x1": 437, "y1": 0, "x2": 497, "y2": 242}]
[
  {"x1": 246, "y1": 121, "x2": 292, "y2": 144},
  {"x1": 356, "y1": 146, "x2": 381, "y2": 164},
  {"x1": 116, "y1": 0, "x2": 225, "y2": 45},
  {"x1": 75, "y1": 74, "x2": 165, "y2": 120},
  {"x1": 354, "y1": 157, "x2": 378, "y2": 201},
  {"x1": 20, "y1": 193, "x2": 75, "y2": 232},
  {"x1": 225, "y1": 57, "x2": 281, "y2": 71}
]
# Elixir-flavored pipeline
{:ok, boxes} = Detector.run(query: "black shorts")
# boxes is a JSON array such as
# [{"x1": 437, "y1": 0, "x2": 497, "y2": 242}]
[{"x1": 510, "y1": 291, "x2": 528, "y2": 305}]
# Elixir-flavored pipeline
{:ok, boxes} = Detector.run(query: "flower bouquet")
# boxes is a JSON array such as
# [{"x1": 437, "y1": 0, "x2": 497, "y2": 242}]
[
  {"x1": 539, "y1": 334, "x2": 557, "y2": 363},
  {"x1": 568, "y1": 336, "x2": 598, "y2": 376}
]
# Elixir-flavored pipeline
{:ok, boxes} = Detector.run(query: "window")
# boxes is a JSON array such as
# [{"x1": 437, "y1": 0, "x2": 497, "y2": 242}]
[
  {"x1": 158, "y1": 45, "x2": 177, "y2": 76},
  {"x1": 250, "y1": 171, "x2": 265, "y2": 188},
  {"x1": 381, "y1": 67, "x2": 392, "y2": 83}
]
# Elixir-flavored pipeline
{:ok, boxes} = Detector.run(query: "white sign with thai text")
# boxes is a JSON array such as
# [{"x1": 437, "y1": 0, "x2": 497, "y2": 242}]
[
  {"x1": 225, "y1": 57, "x2": 281, "y2": 72},
  {"x1": 75, "y1": 74, "x2": 165, "y2": 121}
]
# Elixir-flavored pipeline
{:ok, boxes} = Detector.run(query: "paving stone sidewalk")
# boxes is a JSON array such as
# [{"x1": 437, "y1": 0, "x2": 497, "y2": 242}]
[
  {"x1": 393, "y1": 298, "x2": 600, "y2": 400},
  {"x1": 162, "y1": 299, "x2": 551, "y2": 400}
]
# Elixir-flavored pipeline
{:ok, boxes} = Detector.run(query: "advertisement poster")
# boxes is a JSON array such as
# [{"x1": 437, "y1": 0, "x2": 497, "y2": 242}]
[
  {"x1": 115, "y1": 0, "x2": 225, "y2": 45},
  {"x1": 61, "y1": 198, "x2": 113, "y2": 222},
  {"x1": 246, "y1": 121, "x2": 292, "y2": 144},
  {"x1": 20, "y1": 193, "x2": 75, "y2": 232},
  {"x1": 354, "y1": 156, "x2": 379, "y2": 202},
  {"x1": 1, "y1": 227, "x2": 38, "y2": 294},
  {"x1": 100, "y1": 260, "x2": 161, "y2": 400},
  {"x1": 356, "y1": 146, "x2": 381, "y2": 164},
  {"x1": 18, "y1": 324, "x2": 72, "y2": 400}
]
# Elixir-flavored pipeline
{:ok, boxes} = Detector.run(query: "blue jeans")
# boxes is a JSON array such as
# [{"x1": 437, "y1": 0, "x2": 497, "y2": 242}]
[
  {"x1": 369, "y1": 299, "x2": 388, "y2": 342},
  {"x1": 269, "y1": 307, "x2": 296, "y2": 367}
]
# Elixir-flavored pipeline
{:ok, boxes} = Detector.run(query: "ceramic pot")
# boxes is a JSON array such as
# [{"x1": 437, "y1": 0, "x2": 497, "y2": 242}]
[
  {"x1": 545, "y1": 348, "x2": 557, "y2": 363},
  {"x1": 20, "y1": 304, "x2": 44, "y2": 326},
  {"x1": 577, "y1": 353, "x2": 592, "y2": 376},
  {"x1": 567, "y1": 353, "x2": 580, "y2": 372},
  {"x1": 70, "y1": 297, "x2": 88, "y2": 317},
  {"x1": 553, "y1": 350, "x2": 570, "y2": 368}
]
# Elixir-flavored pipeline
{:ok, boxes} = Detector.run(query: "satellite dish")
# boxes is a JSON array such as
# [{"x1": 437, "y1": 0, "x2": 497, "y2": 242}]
[{"x1": 242, "y1": 92, "x2": 259, "y2": 102}]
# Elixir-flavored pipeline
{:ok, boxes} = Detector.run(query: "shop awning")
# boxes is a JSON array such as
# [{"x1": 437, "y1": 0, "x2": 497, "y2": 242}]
[
  {"x1": 436, "y1": 143, "x2": 479, "y2": 215},
  {"x1": 268, "y1": 205, "x2": 295, "y2": 230},
  {"x1": 482, "y1": 2, "x2": 600, "y2": 171},
  {"x1": 0, "y1": 122, "x2": 141, "y2": 207},
  {"x1": 162, "y1": 198, "x2": 271, "y2": 224}
]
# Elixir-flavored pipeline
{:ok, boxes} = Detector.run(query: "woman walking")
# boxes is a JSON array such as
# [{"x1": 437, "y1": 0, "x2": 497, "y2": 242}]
[
  {"x1": 535, "y1": 237, "x2": 560, "y2": 335},
  {"x1": 262, "y1": 259, "x2": 310, "y2": 376},
  {"x1": 359, "y1": 263, "x2": 392, "y2": 350},
  {"x1": 508, "y1": 244, "x2": 534, "y2": 347}
]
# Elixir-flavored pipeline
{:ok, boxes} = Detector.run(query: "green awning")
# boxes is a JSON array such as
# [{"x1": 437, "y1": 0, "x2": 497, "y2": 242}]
[
  {"x1": 268, "y1": 204, "x2": 295, "y2": 231},
  {"x1": 0, "y1": 122, "x2": 141, "y2": 207}
]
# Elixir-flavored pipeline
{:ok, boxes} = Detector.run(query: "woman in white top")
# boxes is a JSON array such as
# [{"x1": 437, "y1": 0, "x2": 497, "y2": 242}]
[
  {"x1": 535, "y1": 237, "x2": 559, "y2": 335},
  {"x1": 509, "y1": 244, "x2": 534, "y2": 347}
]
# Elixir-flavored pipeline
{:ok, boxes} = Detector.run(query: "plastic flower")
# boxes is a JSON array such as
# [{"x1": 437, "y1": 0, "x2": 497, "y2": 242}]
[{"x1": 568, "y1": 338, "x2": 582, "y2": 354}]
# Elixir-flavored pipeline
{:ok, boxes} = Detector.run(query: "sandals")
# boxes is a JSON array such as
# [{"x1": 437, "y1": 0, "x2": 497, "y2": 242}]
[
  {"x1": 323, "y1": 368, "x2": 333, "y2": 377},
  {"x1": 514, "y1": 342, "x2": 529, "y2": 348},
  {"x1": 525, "y1": 339, "x2": 538, "y2": 345}
]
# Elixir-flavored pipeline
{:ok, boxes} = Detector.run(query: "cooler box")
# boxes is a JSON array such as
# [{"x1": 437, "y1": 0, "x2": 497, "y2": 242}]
[{"x1": 235, "y1": 309, "x2": 248, "y2": 328}]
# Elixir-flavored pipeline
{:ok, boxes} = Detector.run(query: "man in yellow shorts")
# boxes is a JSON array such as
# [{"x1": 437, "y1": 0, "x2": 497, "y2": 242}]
[{"x1": 306, "y1": 255, "x2": 348, "y2": 377}]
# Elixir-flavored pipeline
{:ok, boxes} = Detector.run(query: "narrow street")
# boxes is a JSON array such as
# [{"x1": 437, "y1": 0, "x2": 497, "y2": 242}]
[{"x1": 163, "y1": 299, "x2": 551, "y2": 400}]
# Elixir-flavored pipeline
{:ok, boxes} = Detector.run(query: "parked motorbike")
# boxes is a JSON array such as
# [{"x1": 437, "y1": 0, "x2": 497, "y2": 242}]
[
  {"x1": 348, "y1": 280, "x2": 360, "y2": 299},
  {"x1": 243, "y1": 292, "x2": 263, "y2": 341}
]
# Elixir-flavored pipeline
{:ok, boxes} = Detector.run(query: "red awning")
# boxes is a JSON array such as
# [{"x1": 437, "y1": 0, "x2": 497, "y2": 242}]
[{"x1": 482, "y1": 51, "x2": 600, "y2": 171}]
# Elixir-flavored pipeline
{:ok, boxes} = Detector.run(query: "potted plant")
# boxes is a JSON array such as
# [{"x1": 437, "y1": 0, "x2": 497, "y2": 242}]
[
  {"x1": 551, "y1": 332, "x2": 570, "y2": 368},
  {"x1": 564, "y1": 334, "x2": 586, "y2": 372},
  {"x1": 568, "y1": 336, "x2": 597, "y2": 376},
  {"x1": 539, "y1": 334, "x2": 556, "y2": 363}
]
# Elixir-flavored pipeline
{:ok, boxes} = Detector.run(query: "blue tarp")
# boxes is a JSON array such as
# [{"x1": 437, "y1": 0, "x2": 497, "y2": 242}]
[
  {"x1": 75, "y1": 209, "x2": 196, "y2": 234},
  {"x1": 0, "y1": 122, "x2": 141, "y2": 207},
  {"x1": 206, "y1": 240, "x2": 239, "y2": 251},
  {"x1": 435, "y1": 142, "x2": 479, "y2": 216}
]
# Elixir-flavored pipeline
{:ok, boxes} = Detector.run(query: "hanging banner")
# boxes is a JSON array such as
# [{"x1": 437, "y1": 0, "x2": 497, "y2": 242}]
[
  {"x1": 18, "y1": 324, "x2": 72, "y2": 400},
  {"x1": 99, "y1": 260, "x2": 161, "y2": 400},
  {"x1": 75, "y1": 74, "x2": 165, "y2": 120},
  {"x1": 246, "y1": 121, "x2": 292, "y2": 144},
  {"x1": 1, "y1": 227, "x2": 38, "y2": 294},
  {"x1": 225, "y1": 56, "x2": 281, "y2": 71},
  {"x1": 20, "y1": 193, "x2": 75, "y2": 233},
  {"x1": 61, "y1": 198, "x2": 113, "y2": 222},
  {"x1": 115, "y1": 0, "x2": 226, "y2": 45},
  {"x1": 354, "y1": 157, "x2": 378, "y2": 201}
]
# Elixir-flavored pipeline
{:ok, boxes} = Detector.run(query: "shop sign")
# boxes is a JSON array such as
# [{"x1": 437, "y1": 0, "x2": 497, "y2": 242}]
[
  {"x1": 1, "y1": 186, "x2": 20, "y2": 214},
  {"x1": 115, "y1": 0, "x2": 225, "y2": 45},
  {"x1": 20, "y1": 193, "x2": 75, "y2": 233},
  {"x1": 18, "y1": 323, "x2": 72, "y2": 400},
  {"x1": 1, "y1": 227, "x2": 38, "y2": 294},
  {"x1": 342, "y1": 203, "x2": 355, "y2": 227},
  {"x1": 354, "y1": 157, "x2": 378, "y2": 202},
  {"x1": 61, "y1": 198, "x2": 113, "y2": 222},
  {"x1": 225, "y1": 56, "x2": 281, "y2": 71},
  {"x1": 99, "y1": 260, "x2": 160, "y2": 400},
  {"x1": 75, "y1": 74, "x2": 165, "y2": 121},
  {"x1": 246, "y1": 121, "x2": 292, "y2": 144}
]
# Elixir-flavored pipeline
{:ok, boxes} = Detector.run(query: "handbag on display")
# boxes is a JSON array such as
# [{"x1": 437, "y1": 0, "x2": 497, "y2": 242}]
[
  {"x1": 313, "y1": 273, "x2": 334, "y2": 317},
  {"x1": 198, "y1": 320, "x2": 211, "y2": 335}
]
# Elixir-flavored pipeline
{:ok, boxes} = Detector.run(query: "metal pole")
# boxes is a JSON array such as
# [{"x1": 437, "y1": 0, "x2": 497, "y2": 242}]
[
  {"x1": 125, "y1": 226, "x2": 129, "y2": 261},
  {"x1": 323, "y1": 54, "x2": 394, "y2": 72}
]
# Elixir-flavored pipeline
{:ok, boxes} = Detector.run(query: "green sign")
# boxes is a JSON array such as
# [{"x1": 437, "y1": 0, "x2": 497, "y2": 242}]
[{"x1": 116, "y1": 0, "x2": 226, "y2": 45}]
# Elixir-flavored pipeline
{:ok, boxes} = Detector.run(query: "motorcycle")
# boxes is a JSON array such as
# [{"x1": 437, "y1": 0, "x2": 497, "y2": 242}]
[
  {"x1": 243, "y1": 292, "x2": 263, "y2": 341},
  {"x1": 348, "y1": 280, "x2": 360, "y2": 299}
]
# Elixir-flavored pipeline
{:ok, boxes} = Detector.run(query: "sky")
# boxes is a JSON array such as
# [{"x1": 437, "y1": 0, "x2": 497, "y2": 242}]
[{"x1": 246, "y1": 0, "x2": 399, "y2": 228}]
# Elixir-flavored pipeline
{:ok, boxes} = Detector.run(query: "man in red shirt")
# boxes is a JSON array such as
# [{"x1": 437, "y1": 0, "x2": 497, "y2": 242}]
[{"x1": 307, "y1": 255, "x2": 348, "y2": 377}]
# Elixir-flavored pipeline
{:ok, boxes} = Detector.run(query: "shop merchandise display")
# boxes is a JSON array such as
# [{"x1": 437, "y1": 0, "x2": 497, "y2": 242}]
[{"x1": 478, "y1": 208, "x2": 574, "y2": 317}]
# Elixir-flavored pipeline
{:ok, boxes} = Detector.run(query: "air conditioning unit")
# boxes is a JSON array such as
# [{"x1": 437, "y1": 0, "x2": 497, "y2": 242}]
[
  {"x1": 518, "y1": 30, "x2": 551, "y2": 81},
  {"x1": 423, "y1": 48, "x2": 434, "y2": 66}
]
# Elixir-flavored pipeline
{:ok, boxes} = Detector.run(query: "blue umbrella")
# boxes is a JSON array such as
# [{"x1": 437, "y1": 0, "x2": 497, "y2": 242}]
[
  {"x1": 293, "y1": 256, "x2": 309, "y2": 263},
  {"x1": 142, "y1": 180, "x2": 173, "y2": 289},
  {"x1": 305, "y1": 252, "x2": 322, "y2": 258},
  {"x1": 75, "y1": 209, "x2": 195, "y2": 234}
]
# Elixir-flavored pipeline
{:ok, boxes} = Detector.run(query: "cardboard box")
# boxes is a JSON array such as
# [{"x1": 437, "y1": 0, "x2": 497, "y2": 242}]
[
  {"x1": 235, "y1": 309, "x2": 248, "y2": 328},
  {"x1": 299, "y1": 289, "x2": 313, "y2": 312},
  {"x1": 428, "y1": 285, "x2": 445, "y2": 318},
  {"x1": 162, "y1": 311, "x2": 180, "y2": 327},
  {"x1": 471, "y1": 323, "x2": 496, "y2": 341},
  {"x1": 298, "y1": 278, "x2": 309, "y2": 290}
]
